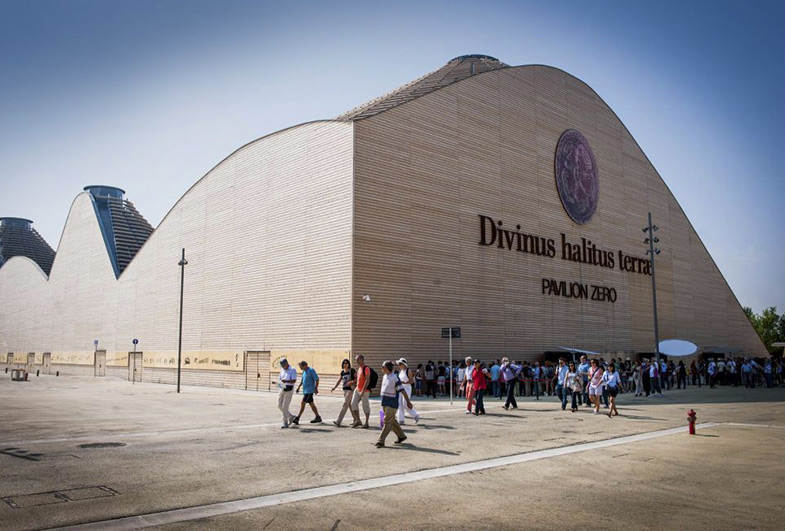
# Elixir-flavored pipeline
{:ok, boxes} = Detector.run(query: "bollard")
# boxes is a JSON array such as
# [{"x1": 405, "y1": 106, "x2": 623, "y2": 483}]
[
  {"x1": 56, "y1": 370, "x2": 60, "y2": 377},
  {"x1": 36, "y1": 369, "x2": 40, "y2": 377},
  {"x1": 687, "y1": 409, "x2": 696, "y2": 435}
]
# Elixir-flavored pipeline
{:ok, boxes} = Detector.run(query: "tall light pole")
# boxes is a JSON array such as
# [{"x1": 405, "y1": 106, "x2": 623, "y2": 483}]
[
  {"x1": 643, "y1": 213, "x2": 661, "y2": 364},
  {"x1": 177, "y1": 248, "x2": 188, "y2": 394}
]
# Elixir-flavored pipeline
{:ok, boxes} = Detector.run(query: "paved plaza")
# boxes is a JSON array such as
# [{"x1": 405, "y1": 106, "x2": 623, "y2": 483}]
[{"x1": 1, "y1": 375, "x2": 783, "y2": 530}]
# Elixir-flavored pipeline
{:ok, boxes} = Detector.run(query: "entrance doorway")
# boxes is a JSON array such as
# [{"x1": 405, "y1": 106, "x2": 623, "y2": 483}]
[
  {"x1": 244, "y1": 351, "x2": 271, "y2": 391},
  {"x1": 94, "y1": 350, "x2": 106, "y2": 377},
  {"x1": 43, "y1": 352, "x2": 51, "y2": 374},
  {"x1": 27, "y1": 353, "x2": 35, "y2": 371},
  {"x1": 128, "y1": 352, "x2": 143, "y2": 382}
]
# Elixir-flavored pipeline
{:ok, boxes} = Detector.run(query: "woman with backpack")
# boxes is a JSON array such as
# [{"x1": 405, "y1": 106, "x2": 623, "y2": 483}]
[
  {"x1": 351, "y1": 354, "x2": 377, "y2": 429},
  {"x1": 396, "y1": 358, "x2": 420, "y2": 425},
  {"x1": 331, "y1": 358, "x2": 357, "y2": 427}
]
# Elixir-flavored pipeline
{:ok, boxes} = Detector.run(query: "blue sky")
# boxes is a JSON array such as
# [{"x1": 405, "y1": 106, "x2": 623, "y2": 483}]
[{"x1": 1, "y1": 0, "x2": 783, "y2": 313}]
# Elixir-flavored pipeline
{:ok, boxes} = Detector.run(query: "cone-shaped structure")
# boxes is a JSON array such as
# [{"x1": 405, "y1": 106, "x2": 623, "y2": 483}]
[
  {"x1": 0, "y1": 217, "x2": 56, "y2": 275},
  {"x1": 83, "y1": 185, "x2": 153, "y2": 277}
]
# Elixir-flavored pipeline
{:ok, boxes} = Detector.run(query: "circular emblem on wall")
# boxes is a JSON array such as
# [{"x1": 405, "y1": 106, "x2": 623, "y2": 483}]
[{"x1": 554, "y1": 129, "x2": 599, "y2": 225}]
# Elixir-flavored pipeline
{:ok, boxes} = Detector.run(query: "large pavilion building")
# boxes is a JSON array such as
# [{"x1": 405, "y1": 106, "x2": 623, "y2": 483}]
[{"x1": 0, "y1": 55, "x2": 766, "y2": 389}]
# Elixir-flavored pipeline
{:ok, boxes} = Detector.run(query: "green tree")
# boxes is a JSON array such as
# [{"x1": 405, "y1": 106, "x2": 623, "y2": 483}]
[{"x1": 744, "y1": 306, "x2": 782, "y2": 355}]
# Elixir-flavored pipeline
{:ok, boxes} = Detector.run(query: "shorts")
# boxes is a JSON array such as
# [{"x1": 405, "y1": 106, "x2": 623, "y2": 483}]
[
  {"x1": 438, "y1": 377, "x2": 446, "y2": 385},
  {"x1": 302, "y1": 393, "x2": 314, "y2": 404},
  {"x1": 588, "y1": 385, "x2": 603, "y2": 397},
  {"x1": 606, "y1": 386, "x2": 619, "y2": 398}
]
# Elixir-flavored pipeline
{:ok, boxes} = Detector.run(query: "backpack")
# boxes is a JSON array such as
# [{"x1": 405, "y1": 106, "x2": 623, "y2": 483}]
[{"x1": 367, "y1": 367, "x2": 379, "y2": 389}]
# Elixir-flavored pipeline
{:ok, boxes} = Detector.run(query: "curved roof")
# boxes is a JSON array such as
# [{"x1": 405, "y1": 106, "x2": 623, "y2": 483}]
[
  {"x1": 337, "y1": 54, "x2": 508, "y2": 121},
  {"x1": 0, "y1": 218, "x2": 56, "y2": 276}
]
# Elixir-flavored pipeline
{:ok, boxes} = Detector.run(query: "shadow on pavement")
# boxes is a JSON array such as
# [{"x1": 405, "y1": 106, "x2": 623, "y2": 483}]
[{"x1": 387, "y1": 444, "x2": 459, "y2": 456}]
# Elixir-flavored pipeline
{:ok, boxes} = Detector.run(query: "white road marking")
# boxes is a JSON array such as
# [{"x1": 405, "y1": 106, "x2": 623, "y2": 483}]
[
  {"x1": 53, "y1": 422, "x2": 722, "y2": 530},
  {"x1": 725, "y1": 422, "x2": 785, "y2": 430}
]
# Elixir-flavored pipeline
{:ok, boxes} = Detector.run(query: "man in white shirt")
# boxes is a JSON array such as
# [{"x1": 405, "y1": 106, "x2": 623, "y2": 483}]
[
  {"x1": 500, "y1": 357, "x2": 521, "y2": 410},
  {"x1": 556, "y1": 358, "x2": 569, "y2": 410},
  {"x1": 277, "y1": 359, "x2": 297, "y2": 428},
  {"x1": 707, "y1": 359, "x2": 717, "y2": 388},
  {"x1": 727, "y1": 359, "x2": 737, "y2": 386},
  {"x1": 376, "y1": 360, "x2": 412, "y2": 448}
]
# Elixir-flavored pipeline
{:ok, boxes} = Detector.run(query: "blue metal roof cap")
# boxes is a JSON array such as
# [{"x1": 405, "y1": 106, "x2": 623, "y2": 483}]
[
  {"x1": 84, "y1": 185, "x2": 125, "y2": 198},
  {"x1": 449, "y1": 54, "x2": 500, "y2": 63},
  {"x1": 0, "y1": 217, "x2": 33, "y2": 228}
]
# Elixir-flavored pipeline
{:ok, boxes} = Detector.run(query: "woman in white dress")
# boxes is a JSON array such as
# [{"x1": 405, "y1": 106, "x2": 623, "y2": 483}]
[
  {"x1": 601, "y1": 363, "x2": 622, "y2": 417},
  {"x1": 588, "y1": 358, "x2": 604, "y2": 414},
  {"x1": 396, "y1": 358, "x2": 420, "y2": 425}
]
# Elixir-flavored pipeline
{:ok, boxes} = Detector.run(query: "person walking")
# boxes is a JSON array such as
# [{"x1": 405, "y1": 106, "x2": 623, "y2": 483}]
[
  {"x1": 602, "y1": 363, "x2": 621, "y2": 417},
  {"x1": 332, "y1": 359, "x2": 357, "y2": 427},
  {"x1": 556, "y1": 358, "x2": 569, "y2": 410},
  {"x1": 677, "y1": 361, "x2": 687, "y2": 390},
  {"x1": 462, "y1": 356, "x2": 475, "y2": 414},
  {"x1": 707, "y1": 358, "x2": 717, "y2": 388},
  {"x1": 565, "y1": 361, "x2": 582, "y2": 412},
  {"x1": 472, "y1": 359, "x2": 490, "y2": 415},
  {"x1": 532, "y1": 361, "x2": 542, "y2": 399},
  {"x1": 293, "y1": 361, "x2": 322, "y2": 425},
  {"x1": 437, "y1": 361, "x2": 446, "y2": 396},
  {"x1": 425, "y1": 361, "x2": 437, "y2": 399},
  {"x1": 491, "y1": 360, "x2": 501, "y2": 399},
  {"x1": 633, "y1": 361, "x2": 643, "y2": 396},
  {"x1": 578, "y1": 355, "x2": 590, "y2": 407},
  {"x1": 500, "y1": 357, "x2": 521, "y2": 410},
  {"x1": 277, "y1": 358, "x2": 297, "y2": 428},
  {"x1": 376, "y1": 360, "x2": 412, "y2": 448},
  {"x1": 588, "y1": 359, "x2": 604, "y2": 414},
  {"x1": 396, "y1": 358, "x2": 420, "y2": 425},
  {"x1": 650, "y1": 359, "x2": 662, "y2": 396},
  {"x1": 351, "y1": 354, "x2": 372, "y2": 428},
  {"x1": 457, "y1": 362, "x2": 466, "y2": 398}
]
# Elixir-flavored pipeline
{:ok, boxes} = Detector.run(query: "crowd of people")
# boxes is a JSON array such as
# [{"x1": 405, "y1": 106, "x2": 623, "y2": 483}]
[
  {"x1": 276, "y1": 354, "x2": 784, "y2": 447},
  {"x1": 411, "y1": 356, "x2": 785, "y2": 399}
]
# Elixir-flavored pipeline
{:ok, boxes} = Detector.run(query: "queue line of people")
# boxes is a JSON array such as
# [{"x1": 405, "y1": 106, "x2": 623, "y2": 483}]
[{"x1": 276, "y1": 354, "x2": 784, "y2": 446}]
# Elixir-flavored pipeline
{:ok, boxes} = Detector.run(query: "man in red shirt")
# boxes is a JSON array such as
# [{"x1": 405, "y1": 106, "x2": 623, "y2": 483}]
[{"x1": 351, "y1": 354, "x2": 371, "y2": 428}]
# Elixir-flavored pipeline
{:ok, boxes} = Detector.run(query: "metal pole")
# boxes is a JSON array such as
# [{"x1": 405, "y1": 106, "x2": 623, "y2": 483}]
[
  {"x1": 449, "y1": 329, "x2": 453, "y2": 405},
  {"x1": 177, "y1": 248, "x2": 187, "y2": 394},
  {"x1": 648, "y1": 212, "x2": 660, "y2": 366}
]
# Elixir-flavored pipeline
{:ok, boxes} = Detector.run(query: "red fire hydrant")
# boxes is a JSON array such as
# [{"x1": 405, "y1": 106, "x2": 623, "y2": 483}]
[{"x1": 687, "y1": 409, "x2": 697, "y2": 435}]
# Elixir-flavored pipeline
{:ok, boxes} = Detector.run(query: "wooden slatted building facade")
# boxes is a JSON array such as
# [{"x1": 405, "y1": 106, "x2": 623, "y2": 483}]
[{"x1": 0, "y1": 55, "x2": 766, "y2": 390}]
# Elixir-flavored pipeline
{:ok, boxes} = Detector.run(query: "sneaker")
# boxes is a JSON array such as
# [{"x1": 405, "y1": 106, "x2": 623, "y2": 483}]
[
  {"x1": 414, "y1": 416, "x2": 420, "y2": 425},
  {"x1": 363, "y1": 423, "x2": 369, "y2": 429},
  {"x1": 332, "y1": 421, "x2": 341, "y2": 427},
  {"x1": 512, "y1": 406, "x2": 518, "y2": 410},
  {"x1": 291, "y1": 416, "x2": 300, "y2": 425},
  {"x1": 281, "y1": 423, "x2": 289, "y2": 429},
  {"x1": 502, "y1": 405, "x2": 509, "y2": 410},
  {"x1": 465, "y1": 410, "x2": 472, "y2": 414},
  {"x1": 311, "y1": 416, "x2": 323, "y2": 424},
  {"x1": 351, "y1": 422, "x2": 361, "y2": 428},
  {"x1": 375, "y1": 441, "x2": 385, "y2": 448},
  {"x1": 394, "y1": 436, "x2": 407, "y2": 445}
]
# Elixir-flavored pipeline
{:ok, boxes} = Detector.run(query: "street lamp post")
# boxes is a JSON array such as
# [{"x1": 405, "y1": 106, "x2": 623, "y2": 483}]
[
  {"x1": 643, "y1": 213, "x2": 661, "y2": 365},
  {"x1": 177, "y1": 248, "x2": 188, "y2": 394}
]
